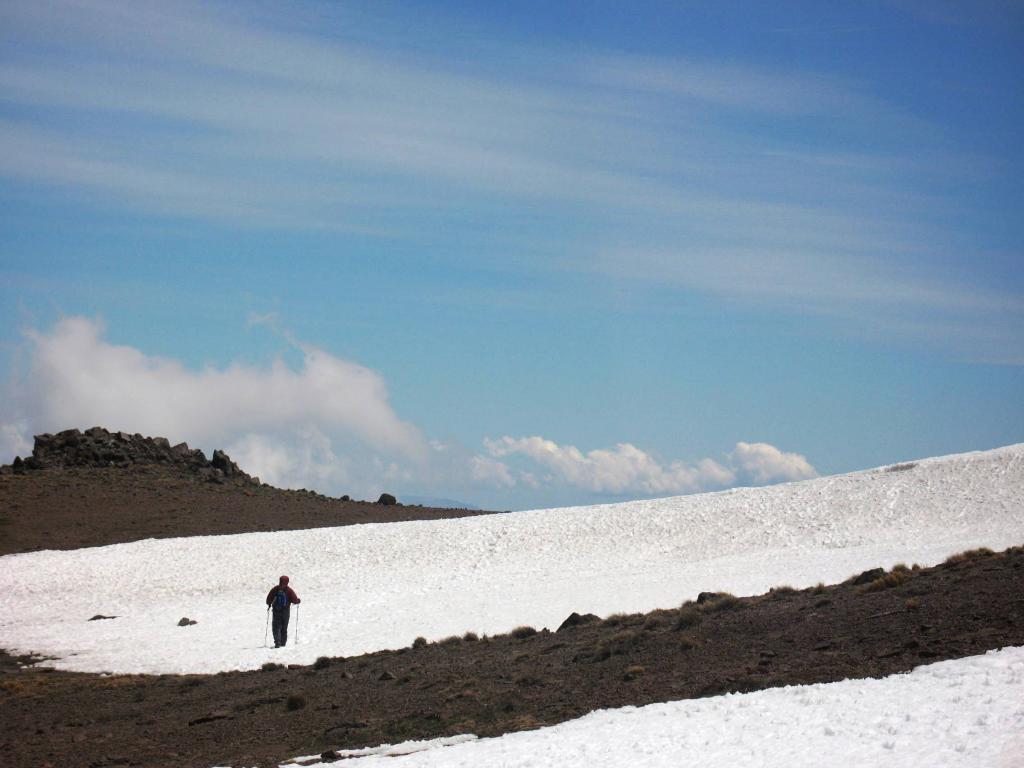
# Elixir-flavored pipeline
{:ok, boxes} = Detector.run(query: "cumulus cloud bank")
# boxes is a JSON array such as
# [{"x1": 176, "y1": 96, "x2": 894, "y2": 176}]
[
  {"x1": 3, "y1": 317, "x2": 425, "y2": 497},
  {"x1": 480, "y1": 436, "x2": 817, "y2": 496},
  {"x1": 1, "y1": 317, "x2": 818, "y2": 503}
]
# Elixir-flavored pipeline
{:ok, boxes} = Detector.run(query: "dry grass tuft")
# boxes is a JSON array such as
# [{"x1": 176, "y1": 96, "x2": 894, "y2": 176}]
[
  {"x1": 860, "y1": 570, "x2": 909, "y2": 593},
  {"x1": 623, "y1": 665, "x2": 646, "y2": 680},
  {"x1": 675, "y1": 605, "x2": 704, "y2": 630},
  {"x1": 704, "y1": 593, "x2": 741, "y2": 612},
  {"x1": 943, "y1": 548, "x2": 994, "y2": 566},
  {"x1": 885, "y1": 462, "x2": 917, "y2": 472},
  {"x1": 642, "y1": 615, "x2": 666, "y2": 631}
]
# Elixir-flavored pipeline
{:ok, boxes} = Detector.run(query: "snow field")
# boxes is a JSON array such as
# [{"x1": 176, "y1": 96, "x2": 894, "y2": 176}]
[
  {"x1": 290, "y1": 646, "x2": 1024, "y2": 768},
  {"x1": 1, "y1": 444, "x2": 1022, "y2": 674}
]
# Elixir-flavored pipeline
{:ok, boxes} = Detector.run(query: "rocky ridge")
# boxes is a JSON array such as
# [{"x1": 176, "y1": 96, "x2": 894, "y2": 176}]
[{"x1": 2, "y1": 426, "x2": 257, "y2": 485}]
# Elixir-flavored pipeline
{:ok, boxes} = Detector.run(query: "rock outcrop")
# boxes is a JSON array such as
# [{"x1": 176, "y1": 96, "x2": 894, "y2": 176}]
[{"x1": 2, "y1": 427, "x2": 257, "y2": 485}]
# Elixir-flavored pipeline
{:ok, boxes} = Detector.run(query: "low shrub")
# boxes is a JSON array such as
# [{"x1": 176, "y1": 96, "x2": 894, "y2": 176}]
[
  {"x1": 704, "y1": 593, "x2": 740, "y2": 612},
  {"x1": 812, "y1": 582, "x2": 827, "y2": 594},
  {"x1": 604, "y1": 613, "x2": 629, "y2": 627},
  {"x1": 943, "y1": 547, "x2": 994, "y2": 566},
  {"x1": 642, "y1": 615, "x2": 665, "y2": 631},
  {"x1": 313, "y1": 656, "x2": 332, "y2": 670},
  {"x1": 675, "y1": 605, "x2": 703, "y2": 630},
  {"x1": 885, "y1": 462, "x2": 917, "y2": 472},
  {"x1": 285, "y1": 694, "x2": 306, "y2": 711},
  {"x1": 623, "y1": 665, "x2": 646, "y2": 680},
  {"x1": 769, "y1": 585, "x2": 797, "y2": 598},
  {"x1": 593, "y1": 629, "x2": 639, "y2": 660},
  {"x1": 463, "y1": 631, "x2": 479, "y2": 642},
  {"x1": 412, "y1": 636, "x2": 427, "y2": 649},
  {"x1": 905, "y1": 597, "x2": 921, "y2": 611},
  {"x1": 608, "y1": 629, "x2": 639, "y2": 654},
  {"x1": 860, "y1": 570, "x2": 908, "y2": 593},
  {"x1": 261, "y1": 662, "x2": 284, "y2": 672},
  {"x1": 511, "y1": 625, "x2": 537, "y2": 640},
  {"x1": 439, "y1": 635, "x2": 462, "y2": 646},
  {"x1": 679, "y1": 636, "x2": 698, "y2": 651}
]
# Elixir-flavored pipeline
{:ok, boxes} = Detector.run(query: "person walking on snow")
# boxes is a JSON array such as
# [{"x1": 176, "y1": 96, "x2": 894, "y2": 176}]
[{"x1": 266, "y1": 575, "x2": 301, "y2": 648}]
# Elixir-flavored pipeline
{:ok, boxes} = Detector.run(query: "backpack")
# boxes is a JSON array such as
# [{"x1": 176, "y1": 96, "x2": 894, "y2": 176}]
[{"x1": 273, "y1": 587, "x2": 289, "y2": 610}]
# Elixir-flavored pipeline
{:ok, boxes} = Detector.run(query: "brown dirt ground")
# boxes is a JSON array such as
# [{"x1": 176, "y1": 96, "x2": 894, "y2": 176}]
[
  {"x1": 2, "y1": 547, "x2": 1022, "y2": 768},
  {"x1": 0, "y1": 466, "x2": 498, "y2": 556}
]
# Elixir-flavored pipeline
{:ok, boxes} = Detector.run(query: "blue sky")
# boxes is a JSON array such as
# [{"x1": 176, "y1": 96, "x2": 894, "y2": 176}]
[{"x1": 1, "y1": 0, "x2": 1021, "y2": 509}]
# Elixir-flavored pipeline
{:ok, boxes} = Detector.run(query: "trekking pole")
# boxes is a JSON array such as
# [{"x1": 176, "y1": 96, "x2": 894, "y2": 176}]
[
  {"x1": 264, "y1": 607, "x2": 270, "y2": 647},
  {"x1": 295, "y1": 604, "x2": 300, "y2": 645}
]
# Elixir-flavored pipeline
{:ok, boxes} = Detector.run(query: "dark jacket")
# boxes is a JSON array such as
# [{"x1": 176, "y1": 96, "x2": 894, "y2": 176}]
[{"x1": 266, "y1": 584, "x2": 301, "y2": 609}]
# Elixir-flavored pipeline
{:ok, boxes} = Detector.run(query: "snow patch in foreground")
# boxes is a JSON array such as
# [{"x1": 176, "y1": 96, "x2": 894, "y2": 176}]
[
  {"x1": 291, "y1": 647, "x2": 1024, "y2": 768},
  {"x1": 2, "y1": 444, "x2": 1022, "y2": 674}
]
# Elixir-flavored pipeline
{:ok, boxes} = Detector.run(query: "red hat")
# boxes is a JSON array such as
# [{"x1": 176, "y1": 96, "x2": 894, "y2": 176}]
[{"x1": 279, "y1": 575, "x2": 289, "y2": 584}]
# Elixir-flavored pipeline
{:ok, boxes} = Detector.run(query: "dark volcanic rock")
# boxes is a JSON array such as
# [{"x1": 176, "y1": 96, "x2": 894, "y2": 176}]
[
  {"x1": 557, "y1": 612, "x2": 600, "y2": 631},
  {"x1": 377, "y1": 493, "x2": 397, "y2": 506},
  {"x1": 851, "y1": 568, "x2": 885, "y2": 586},
  {"x1": 697, "y1": 591, "x2": 728, "y2": 604},
  {"x1": 211, "y1": 449, "x2": 244, "y2": 477},
  {"x1": 5, "y1": 426, "x2": 254, "y2": 485}
]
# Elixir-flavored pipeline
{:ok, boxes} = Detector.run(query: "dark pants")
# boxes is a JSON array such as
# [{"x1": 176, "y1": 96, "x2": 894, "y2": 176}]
[{"x1": 272, "y1": 606, "x2": 290, "y2": 647}]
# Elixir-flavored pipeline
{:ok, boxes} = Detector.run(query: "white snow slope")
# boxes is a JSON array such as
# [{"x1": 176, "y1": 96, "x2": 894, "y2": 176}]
[
  {"x1": 2, "y1": 444, "x2": 1022, "y2": 675},
  {"x1": 288, "y1": 646, "x2": 1024, "y2": 768}
]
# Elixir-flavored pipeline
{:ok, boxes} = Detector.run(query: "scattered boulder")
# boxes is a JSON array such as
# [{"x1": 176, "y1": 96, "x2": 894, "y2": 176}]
[
  {"x1": 851, "y1": 568, "x2": 885, "y2": 586},
  {"x1": 557, "y1": 612, "x2": 600, "y2": 631},
  {"x1": 377, "y1": 493, "x2": 397, "y2": 506},
  {"x1": 211, "y1": 449, "x2": 244, "y2": 477},
  {"x1": 177, "y1": 617, "x2": 197, "y2": 627},
  {"x1": 697, "y1": 591, "x2": 727, "y2": 604}
]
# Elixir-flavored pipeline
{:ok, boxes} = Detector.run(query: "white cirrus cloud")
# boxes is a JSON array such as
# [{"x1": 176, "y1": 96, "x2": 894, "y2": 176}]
[{"x1": 480, "y1": 435, "x2": 816, "y2": 496}]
